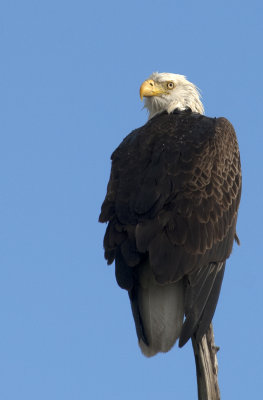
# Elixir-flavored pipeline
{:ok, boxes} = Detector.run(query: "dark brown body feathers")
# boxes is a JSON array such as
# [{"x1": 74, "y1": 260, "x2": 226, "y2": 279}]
[{"x1": 99, "y1": 109, "x2": 241, "y2": 349}]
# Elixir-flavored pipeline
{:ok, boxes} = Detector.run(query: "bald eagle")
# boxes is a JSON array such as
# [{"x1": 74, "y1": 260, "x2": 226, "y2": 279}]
[{"x1": 99, "y1": 72, "x2": 241, "y2": 357}]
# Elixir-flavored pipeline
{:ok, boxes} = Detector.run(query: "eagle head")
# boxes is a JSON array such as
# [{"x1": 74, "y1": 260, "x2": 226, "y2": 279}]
[{"x1": 140, "y1": 72, "x2": 204, "y2": 119}]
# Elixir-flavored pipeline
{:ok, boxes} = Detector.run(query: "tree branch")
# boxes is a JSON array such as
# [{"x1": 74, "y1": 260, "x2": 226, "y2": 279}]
[{"x1": 191, "y1": 323, "x2": 221, "y2": 400}]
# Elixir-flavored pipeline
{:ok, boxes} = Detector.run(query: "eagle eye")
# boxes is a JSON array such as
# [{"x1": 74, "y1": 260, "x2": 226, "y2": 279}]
[{"x1": 167, "y1": 82, "x2": 174, "y2": 90}]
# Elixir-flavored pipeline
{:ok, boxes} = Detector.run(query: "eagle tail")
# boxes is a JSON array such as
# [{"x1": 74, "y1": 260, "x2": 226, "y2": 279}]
[{"x1": 129, "y1": 261, "x2": 184, "y2": 357}]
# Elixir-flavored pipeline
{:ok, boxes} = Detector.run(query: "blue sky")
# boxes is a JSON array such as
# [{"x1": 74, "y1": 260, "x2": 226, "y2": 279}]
[{"x1": 1, "y1": 0, "x2": 262, "y2": 399}]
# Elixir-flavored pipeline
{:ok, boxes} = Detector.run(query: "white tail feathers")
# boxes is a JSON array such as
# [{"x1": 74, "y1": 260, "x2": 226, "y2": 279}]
[{"x1": 137, "y1": 263, "x2": 185, "y2": 357}]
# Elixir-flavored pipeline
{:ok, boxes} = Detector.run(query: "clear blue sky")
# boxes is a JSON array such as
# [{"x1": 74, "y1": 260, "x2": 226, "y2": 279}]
[{"x1": 1, "y1": 1, "x2": 262, "y2": 399}]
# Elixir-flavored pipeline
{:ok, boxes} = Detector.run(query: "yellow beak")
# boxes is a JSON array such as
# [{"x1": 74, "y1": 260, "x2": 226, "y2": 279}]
[{"x1": 139, "y1": 79, "x2": 164, "y2": 100}]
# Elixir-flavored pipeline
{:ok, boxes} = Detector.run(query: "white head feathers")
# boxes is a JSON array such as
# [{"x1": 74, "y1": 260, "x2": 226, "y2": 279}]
[{"x1": 142, "y1": 72, "x2": 204, "y2": 120}]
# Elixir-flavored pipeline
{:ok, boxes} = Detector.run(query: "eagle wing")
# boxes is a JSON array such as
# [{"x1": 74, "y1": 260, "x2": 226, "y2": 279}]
[{"x1": 99, "y1": 111, "x2": 241, "y2": 346}]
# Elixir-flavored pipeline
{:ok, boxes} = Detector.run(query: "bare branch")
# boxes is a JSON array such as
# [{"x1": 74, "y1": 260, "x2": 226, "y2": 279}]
[{"x1": 191, "y1": 323, "x2": 220, "y2": 400}]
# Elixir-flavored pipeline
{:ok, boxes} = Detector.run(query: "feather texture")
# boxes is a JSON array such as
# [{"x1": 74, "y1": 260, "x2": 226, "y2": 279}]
[
  {"x1": 99, "y1": 108, "x2": 241, "y2": 355},
  {"x1": 130, "y1": 261, "x2": 184, "y2": 357}
]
